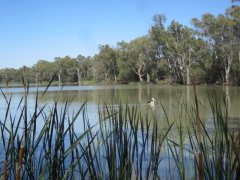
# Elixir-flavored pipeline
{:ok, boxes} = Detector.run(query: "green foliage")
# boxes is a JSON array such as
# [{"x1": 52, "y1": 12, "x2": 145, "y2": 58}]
[
  {"x1": 117, "y1": 60, "x2": 136, "y2": 81},
  {"x1": 94, "y1": 45, "x2": 118, "y2": 82},
  {"x1": 33, "y1": 60, "x2": 57, "y2": 83},
  {"x1": 117, "y1": 36, "x2": 156, "y2": 82},
  {"x1": 192, "y1": 9, "x2": 239, "y2": 84},
  {"x1": 54, "y1": 56, "x2": 78, "y2": 83},
  {"x1": 76, "y1": 55, "x2": 92, "y2": 82},
  {"x1": 0, "y1": 68, "x2": 18, "y2": 85}
]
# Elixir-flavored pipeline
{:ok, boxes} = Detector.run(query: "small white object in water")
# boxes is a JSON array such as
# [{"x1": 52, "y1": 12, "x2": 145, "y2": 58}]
[{"x1": 147, "y1": 97, "x2": 156, "y2": 107}]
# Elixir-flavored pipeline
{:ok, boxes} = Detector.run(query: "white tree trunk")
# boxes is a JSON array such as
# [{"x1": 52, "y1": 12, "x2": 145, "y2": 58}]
[
  {"x1": 35, "y1": 73, "x2": 39, "y2": 84},
  {"x1": 225, "y1": 56, "x2": 232, "y2": 85},
  {"x1": 186, "y1": 66, "x2": 190, "y2": 85},
  {"x1": 58, "y1": 72, "x2": 61, "y2": 85},
  {"x1": 77, "y1": 68, "x2": 81, "y2": 85},
  {"x1": 138, "y1": 69, "x2": 143, "y2": 82},
  {"x1": 238, "y1": 51, "x2": 240, "y2": 72},
  {"x1": 225, "y1": 71, "x2": 229, "y2": 85},
  {"x1": 147, "y1": 73, "x2": 150, "y2": 83}
]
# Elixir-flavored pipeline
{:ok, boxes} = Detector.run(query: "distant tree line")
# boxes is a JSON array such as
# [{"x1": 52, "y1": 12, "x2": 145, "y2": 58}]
[{"x1": 0, "y1": 2, "x2": 239, "y2": 85}]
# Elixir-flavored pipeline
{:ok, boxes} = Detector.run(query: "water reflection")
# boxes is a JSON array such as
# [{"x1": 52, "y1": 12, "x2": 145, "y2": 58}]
[{"x1": 1, "y1": 85, "x2": 240, "y2": 130}]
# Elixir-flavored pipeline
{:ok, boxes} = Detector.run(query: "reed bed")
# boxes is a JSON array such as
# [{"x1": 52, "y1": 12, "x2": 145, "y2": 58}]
[{"x1": 0, "y1": 84, "x2": 240, "y2": 179}]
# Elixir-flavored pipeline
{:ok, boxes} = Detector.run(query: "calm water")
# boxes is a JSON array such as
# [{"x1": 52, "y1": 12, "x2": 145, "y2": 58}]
[
  {"x1": 1, "y1": 84, "x2": 240, "y2": 125},
  {"x1": 0, "y1": 84, "x2": 240, "y2": 138}
]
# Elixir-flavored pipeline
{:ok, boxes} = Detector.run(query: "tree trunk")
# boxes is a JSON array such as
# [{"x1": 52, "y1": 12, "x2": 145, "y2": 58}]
[
  {"x1": 35, "y1": 73, "x2": 39, "y2": 84},
  {"x1": 137, "y1": 69, "x2": 143, "y2": 82},
  {"x1": 186, "y1": 66, "x2": 190, "y2": 85},
  {"x1": 58, "y1": 73, "x2": 61, "y2": 85},
  {"x1": 77, "y1": 68, "x2": 81, "y2": 85},
  {"x1": 147, "y1": 73, "x2": 150, "y2": 83},
  {"x1": 105, "y1": 73, "x2": 108, "y2": 81},
  {"x1": 238, "y1": 51, "x2": 240, "y2": 72},
  {"x1": 113, "y1": 66, "x2": 117, "y2": 83},
  {"x1": 92, "y1": 66, "x2": 97, "y2": 82},
  {"x1": 225, "y1": 71, "x2": 229, "y2": 85},
  {"x1": 225, "y1": 56, "x2": 232, "y2": 85}
]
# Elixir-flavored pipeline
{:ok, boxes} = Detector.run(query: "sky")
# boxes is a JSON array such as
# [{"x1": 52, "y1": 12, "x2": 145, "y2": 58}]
[{"x1": 0, "y1": 0, "x2": 232, "y2": 69}]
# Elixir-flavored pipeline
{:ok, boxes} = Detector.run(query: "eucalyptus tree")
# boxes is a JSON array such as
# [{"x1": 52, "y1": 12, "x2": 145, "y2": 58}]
[
  {"x1": 149, "y1": 14, "x2": 172, "y2": 82},
  {"x1": 192, "y1": 11, "x2": 238, "y2": 84},
  {"x1": 96, "y1": 45, "x2": 118, "y2": 82},
  {"x1": 75, "y1": 54, "x2": 90, "y2": 85},
  {"x1": 83, "y1": 56, "x2": 93, "y2": 80},
  {"x1": 17, "y1": 66, "x2": 35, "y2": 83},
  {"x1": 0, "y1": 68, "x2": 18, "y2": 86},
  {"x1": 54, "y1": 56, "x2": 78, "y2": 83},
  {"x1": 161, "y1": 21, "x2": 203, "y2": 84},
  {"x1": 226, "y1": 3, "x2": 240, "y2": 84},
  {"x1": 90, "y1": 54, "x2": 106, "y2": 82},
  {"x1": 54, "y1": 57, "x2": 63, "y2": 83},
  {"x1": 150, "y1": 15, "x2": 204, "y2": 84},
  {"x1": 32, "y1": 60, "x2": 56, "y2": 83},
  {"x1": 118, "y1": 36, "x2": 155, "y2": 82},
  {"x1": 74, "y1": 55, "x2": 93, "y2": 85},
  {"x1": 116, "y1": 43, "x2": 136, "y2": 82}
]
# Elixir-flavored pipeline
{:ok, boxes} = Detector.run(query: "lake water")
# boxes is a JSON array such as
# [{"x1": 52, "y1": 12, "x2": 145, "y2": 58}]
[
  {"x1": 1, "y1": 84, "x2": 240, "y2": 129},
  {"x1": 0, "y1": 84, "x2": 239, "y2": 147}
]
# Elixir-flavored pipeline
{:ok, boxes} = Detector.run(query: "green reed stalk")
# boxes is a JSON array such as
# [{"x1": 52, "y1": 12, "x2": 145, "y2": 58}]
[{"x1": 193, "y1": 84, "x2": 203, "y2": 180}]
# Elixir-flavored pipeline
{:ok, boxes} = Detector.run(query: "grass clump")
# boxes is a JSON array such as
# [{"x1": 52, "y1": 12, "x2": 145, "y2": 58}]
[{"x1": 0, "y1": 78, "x2": 96, "y2": 179}]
